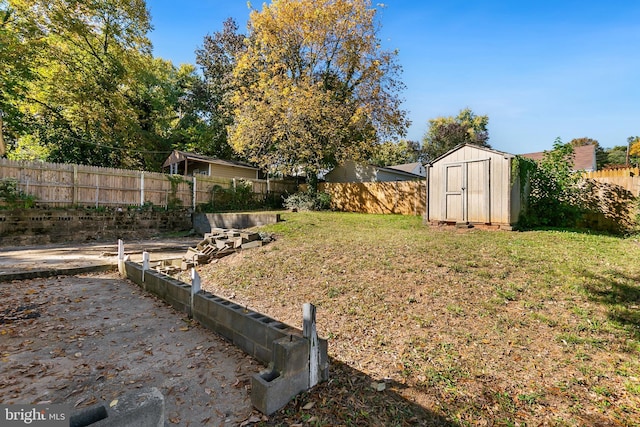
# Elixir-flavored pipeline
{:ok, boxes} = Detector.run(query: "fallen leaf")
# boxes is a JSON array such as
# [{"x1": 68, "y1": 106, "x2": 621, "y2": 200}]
[
  {"x1": 302, "y1": 401, "x2": 315, "y2": 410},
  {"x1": 204, "y1": 388, "x2": 212, "y2": 395},
  {"x1": 371, "y1": 382, "x2": 386, "y2": 392},
  {"x1": 239, "y1": 415, "x2": 262, "y2": 426},
  {"x1": 179, "y1": 326, "x2": 189, "y2": 332},
  {"x1": 109, "y1": 399, "x2": 118, "y2": 408}
]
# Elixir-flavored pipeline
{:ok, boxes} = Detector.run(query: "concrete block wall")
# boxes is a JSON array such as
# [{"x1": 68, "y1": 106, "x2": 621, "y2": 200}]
[
  {"x1": 0, "y1": 208, "x2": 192, "y2": 245},
  {"x1": 123, "y1": 262, "x2": 328, "y2": 415},
  {"x1": 124, "y1": 262, "x2": 300, "y2": 365},
  {"x1": 192, "y1": 212, "x2": 281, "y2": 235}
]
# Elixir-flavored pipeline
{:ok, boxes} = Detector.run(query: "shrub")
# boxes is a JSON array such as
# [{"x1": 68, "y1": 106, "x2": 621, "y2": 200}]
[
  {"x1": 283, "y1": 190, "x2": 331, "y2": 211},
  {"x1": 0, "y1": 178, "x2": 37, "y2": 209},
  {"x1": 519, "y1": 138, "x2": 638, "y2": 234}
]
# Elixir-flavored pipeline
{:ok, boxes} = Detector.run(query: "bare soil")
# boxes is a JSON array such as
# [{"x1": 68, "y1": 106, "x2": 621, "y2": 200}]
[{"x1": 0, "y1": 272, "x2": 260, "y2": 426}]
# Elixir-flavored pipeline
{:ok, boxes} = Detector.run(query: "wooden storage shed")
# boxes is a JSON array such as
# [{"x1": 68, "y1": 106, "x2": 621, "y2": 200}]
[{"x1": 426, "y1": 144, "x2": 524, "y2": 229}]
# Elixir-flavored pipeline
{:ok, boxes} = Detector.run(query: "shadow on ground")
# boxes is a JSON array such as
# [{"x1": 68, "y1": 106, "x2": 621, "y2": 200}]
[
  {"x1": 262, "y1": 358, "x2": 457, "y2": 426},
  {"x1": 579, "y1": 269, "x2": 640, "y2": 338}
]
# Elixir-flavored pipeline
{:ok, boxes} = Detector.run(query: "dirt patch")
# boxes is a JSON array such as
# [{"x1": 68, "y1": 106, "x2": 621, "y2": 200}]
[{"x1": 0, "y1": 272, "x2": 259, "y2": 425}]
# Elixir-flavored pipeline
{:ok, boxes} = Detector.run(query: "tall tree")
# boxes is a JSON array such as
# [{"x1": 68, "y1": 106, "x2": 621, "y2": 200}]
[
  {"x1": 369, "y1": 139, "x2": 421, "y2": 167},
  {"x1": 4, "y1": 0, "x2": 161, "y2": 168},
  {"x1": 191, "y1": 17, "x2": 246, "y2": 159},
  {"x1": 604, "y1": 146, "x2": 630, "y2": 166},
  {"x1": 228, "y1": 0, "x2": 409, "y2": 190},
  {"x1": 569, "y1": 137, "x2": 606, "y2": 170},
  {"x1": 422, "y1": 108, "x2": 489, "y2": 161},
  {"x1": 628, "y1": 136, "x2": 640, "y2": 166},
  {"x1": 0, "y1": 0, "x2": 45, "y2": 156}
]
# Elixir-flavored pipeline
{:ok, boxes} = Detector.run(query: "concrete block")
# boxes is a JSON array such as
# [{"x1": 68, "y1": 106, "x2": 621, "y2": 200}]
[
  {"x1": 272, "y1": 336, "x2": 309, "y2": 377},
  {"x1": 253, "y1": 344, "x2": 272, "y2": 365},
  {"x1": 241, "y1": 240, "x2": 263, "y2": 250},
  {"x1": 214, "y1": 239, "x2": 229, "y2": 250},
  {"x1": 192, "y1": 293, "x2": 210, "y2": 319},
  {"x1": 250, "y1": 337, "x2": 310, "y2": 415},
  {"x1": 70, "y1": 387, "x2": 164, "y2": 427},
  {"x1": 240, "y1": 232, "x2": 260, "y2": 242},
  {"x1": 232, "y1": 331, "x2": 255, "y2": 356}
]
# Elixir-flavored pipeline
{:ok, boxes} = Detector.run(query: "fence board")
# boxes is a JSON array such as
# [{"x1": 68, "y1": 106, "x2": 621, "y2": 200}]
[
  {"x1": 0, "y1": 159, "x2": 298, "y2": 209},
  {"x1": 583, "y1": 168, "x2": 640, "y2": 196},
  {"x1": 320, "y1": 181, "x2": 426, "y2": 216}
]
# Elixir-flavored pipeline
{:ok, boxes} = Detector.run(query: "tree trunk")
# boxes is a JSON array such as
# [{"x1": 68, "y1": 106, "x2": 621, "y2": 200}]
[{"x1": 0, "y1": 111, "x2": 5, "y2": 157}]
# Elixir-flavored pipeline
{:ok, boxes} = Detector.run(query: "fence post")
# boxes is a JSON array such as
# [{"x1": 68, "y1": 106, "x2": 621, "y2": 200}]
[
  {"x1": 140, "y1": 172, "x2": 145, "y2": 206},
  {"x1": 192, "y1": 176, "x2": 197, "y2": 210},
  {"x1": 95, "y1": 174, "x2": 99, "y2": 209},
  {"x1": 190, "y1": 267, "x2": 201, "y2": 318},
  {"x1": 117, "y1": 239, "x2": 125, "y2": 275},
  {"x1": 142, "y1": 251, "x2": 149, "y2": 282},
  {"x1": 303, "y1": 303, "x2": 319, "y2": 388},
  {"x1": 73, "y1": 165, "x2": 78, "y2": 206}
]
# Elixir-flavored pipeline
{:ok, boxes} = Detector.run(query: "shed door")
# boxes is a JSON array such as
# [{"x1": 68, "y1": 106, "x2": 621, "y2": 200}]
[
  {"x1": 444, "y1": 164, "x2": 464, "y2": 221},
  {"x1": 442, "y1": 160, "x2": 490, "y2": 223}
]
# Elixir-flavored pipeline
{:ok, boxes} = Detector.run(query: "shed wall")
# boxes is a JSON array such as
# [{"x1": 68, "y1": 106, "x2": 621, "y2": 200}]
[{"x1": 428, "y1": 145, "x2": 516, "y2": 226}]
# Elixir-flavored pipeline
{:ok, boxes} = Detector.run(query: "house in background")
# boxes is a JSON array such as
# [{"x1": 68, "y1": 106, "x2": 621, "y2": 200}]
[
  {"x1": 426, "y1": 144, "x2": 523, "y2": 229},
  {"x1": 520, "y1": 144, "x2": 597, "y2": 171},
  {"x1": 162, "y1": 150, "x2": 260, "y2": 179},
  {"x1": 385, "y1": 162, "x2": 426, "y2": 177},
  {"x1": 324, "y1": 160, "x2": 424, "y2": 183}
]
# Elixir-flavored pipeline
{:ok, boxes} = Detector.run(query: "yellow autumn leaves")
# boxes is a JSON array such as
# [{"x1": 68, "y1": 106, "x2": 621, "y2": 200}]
[{"x1": 228, "y1": 0, "x2": 407, "y2": 181}]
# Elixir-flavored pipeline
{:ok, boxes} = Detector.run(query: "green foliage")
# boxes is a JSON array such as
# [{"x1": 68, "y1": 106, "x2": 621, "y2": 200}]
[
  {"x1": 422, "y1": 108, "x2": 490, "y2": 161},
  {"x1": 198, "y1": 179, "x2": 281, "y2": 212},
  {"x1": 228, "y1": 0, "x2": 409, "y2": 188},
  {"x1": 519, "y1": 138, "x2": 638, "y2": 234},
  {"x1": 520, "y1": 139, "x2": 582, "y2": 228},
  {"x1": 166, "y1": 175, "x2": 189, "y2": 209},
  {"x1": 187, "y1": 17, "x2": 245, "y2": 160},
  {"x1": 369, "y1": 139, "x2": 421, "y2": 167},
  {"x1": 283, "y1": 190, "x2": 331, "y2": 211},
  {"x1": 0, "y1": 177, "x2": 36, "y2": 208}
]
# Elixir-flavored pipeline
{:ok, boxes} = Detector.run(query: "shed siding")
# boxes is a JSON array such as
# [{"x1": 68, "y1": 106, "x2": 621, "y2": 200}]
[{"x1": 429, "y1": 145, "x2": 516, "y2": 226}]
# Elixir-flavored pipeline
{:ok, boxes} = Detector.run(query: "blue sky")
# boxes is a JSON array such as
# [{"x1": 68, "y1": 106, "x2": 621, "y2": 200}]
[{"x1": 147, "y1": 1, "x2": 640, "y2": 154}]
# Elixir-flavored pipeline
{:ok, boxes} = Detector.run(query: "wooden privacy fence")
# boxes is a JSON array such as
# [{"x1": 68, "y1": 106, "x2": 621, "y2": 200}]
[
  {"x1": 320, "y1": 181, "x2": 426, "y2": 216},
  {"x1": 0, "y1": 158, "x2": 297, "y2": 208},
  {"x1": 583, "y1": 167, "x2": 640, "y2": 197}
]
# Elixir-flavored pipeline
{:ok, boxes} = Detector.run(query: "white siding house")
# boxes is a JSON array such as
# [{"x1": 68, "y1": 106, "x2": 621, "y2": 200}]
[{"x1": 325, "y1": 160, "x2": 423, "y2": 183}]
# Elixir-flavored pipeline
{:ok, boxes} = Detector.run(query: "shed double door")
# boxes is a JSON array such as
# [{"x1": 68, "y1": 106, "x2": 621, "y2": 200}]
[{"x1": 443, "y1": 159, "x2": 490, "y2": 224}]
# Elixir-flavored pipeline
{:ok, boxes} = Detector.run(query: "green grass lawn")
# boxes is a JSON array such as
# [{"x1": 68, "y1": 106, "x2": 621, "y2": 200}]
[{"x1": 197, "y1": 211, "x2": 640, "y2": 426}]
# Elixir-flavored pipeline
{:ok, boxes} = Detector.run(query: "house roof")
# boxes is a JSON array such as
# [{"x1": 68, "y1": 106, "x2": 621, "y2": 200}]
[
  {"x1": 427, "y1": 144, "x2": 514, "y2": 165},
  {"x1": 376, "y1": 164, "x2": 422, "y2": 178},
  {"x1": 519, "y1": 144, "x2": 596, "y2": 171},
  {"x1": 162, "y1": 150, "x2": 258, "y2": 170},
  {"x1": 386, "y1": 162, "x2": 423, "y2": 174}
]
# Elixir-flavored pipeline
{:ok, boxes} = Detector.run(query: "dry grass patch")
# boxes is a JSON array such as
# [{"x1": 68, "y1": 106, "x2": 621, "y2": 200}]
[{"x1": 194, "y1": 212, "x2": 640, "y2": 426}]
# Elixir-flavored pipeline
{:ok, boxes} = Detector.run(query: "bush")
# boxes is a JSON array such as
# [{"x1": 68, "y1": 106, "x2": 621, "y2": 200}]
[
  {"x1": 283, "y1": 190, "x2": 331, "y2": 211},
  {"x1": 0, "y1": 178, "x2": 37, "y2": 209},
  {"x1": 519, "y1": 139, "x2": 638, "y2": 234}
]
